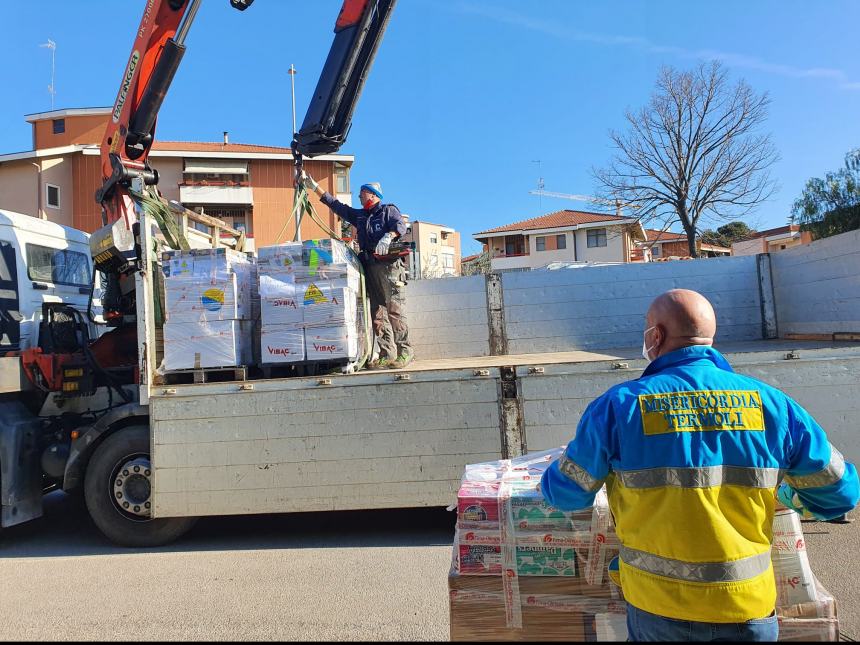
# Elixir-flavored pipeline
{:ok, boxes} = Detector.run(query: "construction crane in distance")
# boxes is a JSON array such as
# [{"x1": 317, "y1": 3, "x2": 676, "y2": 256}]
[{"x1": 528, "y1": 189, "x2": 641, "y2": 217}]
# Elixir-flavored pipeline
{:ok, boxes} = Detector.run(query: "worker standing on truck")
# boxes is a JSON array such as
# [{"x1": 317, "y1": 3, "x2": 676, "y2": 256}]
[
  {"x1": 301, "y1": 171, "x2": 414, "y2": 369},
  {"x1": 540, "y1": 289, "x2": 859, "y2": 642}
]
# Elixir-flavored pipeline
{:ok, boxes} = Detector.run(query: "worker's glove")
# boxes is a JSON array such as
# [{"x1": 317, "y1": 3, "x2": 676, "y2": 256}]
[
  {"x1": 300, "y1": 170, "x2": 319, "y2": 192},
  {"x1": 777, "y1": 482, "x2": 808, "y2": 516},
  {"x1": 375, "y1": 232, "x2": 395, "y2": 256}
]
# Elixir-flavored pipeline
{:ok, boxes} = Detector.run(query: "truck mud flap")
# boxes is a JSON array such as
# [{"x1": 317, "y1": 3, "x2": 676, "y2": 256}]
[{"x1": 0, "y1": 401, "x2": 43, "y2": 527}]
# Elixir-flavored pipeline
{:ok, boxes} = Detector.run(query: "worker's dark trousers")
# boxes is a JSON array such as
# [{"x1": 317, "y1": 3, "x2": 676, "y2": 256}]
[{"x1": 363, "y1": 257, "x2": 412, "y2": 361}]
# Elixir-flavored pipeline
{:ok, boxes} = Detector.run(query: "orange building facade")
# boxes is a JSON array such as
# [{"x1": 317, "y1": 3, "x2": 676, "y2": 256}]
[{"x1": 0, "y1": 107, "x2": 355, "y2": 248}]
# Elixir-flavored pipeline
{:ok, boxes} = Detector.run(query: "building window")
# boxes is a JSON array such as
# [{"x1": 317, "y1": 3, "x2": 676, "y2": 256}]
[
  {"x1": 535, "y1": 236, "x2": 546, "y2": 251},
  {"x1": 46, "y1": 184, "x2": 61, "y2": 209},
  {"x1": 442, "y1": 253, "x2": 454, "y2": 269},
  {"x1": 26, "y1": 244, "x2": 90, "y2": 286},
  {"x1": 335, "y1": 164, "x2": 350, "y2": 194},
  {"x1": 587, "y1": 228, "x2": 607, "y2": 248},
  {"x1": 556, "y1": 234, "x2": 566, "y2": 250},
  {"x1": 430, "y1": 233, "x2": 438, "y2": 244},
  {"x1": 652, "y1": 245, "x2": 661, "y2": 258},
  {"x1": 52, "y1": 119, "x2": 65, "y2": 134}
]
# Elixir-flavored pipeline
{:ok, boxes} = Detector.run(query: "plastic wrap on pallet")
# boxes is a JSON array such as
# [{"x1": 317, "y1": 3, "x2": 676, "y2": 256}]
[
  {"x1": 164, "y1": 274, "x2": 252, "y2": 323},
  {"x1": 160, "y1": 248, "x2": 256, "y2": 372},
  {"x1": 162, "y1": 320, "x2": 253, "y2": 370},
  {"x1": 450, "y1": 448, "x2": 841, "y2": 642},
  {"x1": 256, "y1": 239, "x2": 368, "y2": 368},
  {"x1": 306, "y1": 325, "x2": 359, "y2": 361},
  {"x1": 260, "y1": 324, "x2": 305, "y2": 363},
  {"x1": 162, "y1": 247, "x2": 254, "y2": 280},
  {"x1": 257, "y1": 242, "x2": 303, "y2": 275}
]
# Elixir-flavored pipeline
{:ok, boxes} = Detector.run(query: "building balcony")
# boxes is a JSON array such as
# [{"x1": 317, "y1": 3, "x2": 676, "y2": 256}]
[
  {"x1": 490, "y1": 253, "x2": 532, "y2": 271},
  {"x1": 179, "y1": 184, "x2": 254, "y2": 205}
]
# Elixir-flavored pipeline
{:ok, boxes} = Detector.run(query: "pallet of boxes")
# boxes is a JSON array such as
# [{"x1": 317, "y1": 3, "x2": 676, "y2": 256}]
[
  {"x1": 159, "y1": 248, "x2": 256, "y2": 381},
  {"x1": 449, "y1": 448, "x2": 840, "y2": 642},
  {"x1": 256, "y1": 238, "x2": 370, "y2": 374}
]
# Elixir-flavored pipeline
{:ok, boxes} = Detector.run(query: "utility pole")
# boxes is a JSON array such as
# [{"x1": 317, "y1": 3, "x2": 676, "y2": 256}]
[{"x1": 39, "y1": 39, "x2": 57, "y2": 110}]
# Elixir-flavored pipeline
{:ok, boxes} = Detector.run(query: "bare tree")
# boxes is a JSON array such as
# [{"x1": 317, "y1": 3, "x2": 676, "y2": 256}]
[{"x1": 596, "y1": 61, "x2": 779, "y2": 257}]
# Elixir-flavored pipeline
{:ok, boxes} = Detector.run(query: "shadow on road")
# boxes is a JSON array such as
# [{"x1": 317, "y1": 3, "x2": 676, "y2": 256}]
[{"x1": 0, "y1": 491, "x2": 457, "y2": 559}]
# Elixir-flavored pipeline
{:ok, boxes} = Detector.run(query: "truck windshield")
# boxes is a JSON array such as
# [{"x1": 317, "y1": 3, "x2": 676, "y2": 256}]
[{"x1": 26, "y1": 244, "x2": 91, "y2": 287}]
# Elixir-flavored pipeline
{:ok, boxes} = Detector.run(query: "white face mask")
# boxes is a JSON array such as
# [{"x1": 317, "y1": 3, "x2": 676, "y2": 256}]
[{"x1": 642, "y1": 326, "x2": 657, "y2": 362}]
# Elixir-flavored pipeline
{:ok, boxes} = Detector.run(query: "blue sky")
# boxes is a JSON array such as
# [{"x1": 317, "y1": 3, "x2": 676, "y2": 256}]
[{"x1": 1, "y1": 1, "x2": 858, "y2": 255}]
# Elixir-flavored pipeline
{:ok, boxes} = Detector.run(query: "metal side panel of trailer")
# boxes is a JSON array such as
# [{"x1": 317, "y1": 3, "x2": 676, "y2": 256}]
[{"x1": 148, "y1": 340, "x2": 860, "y2": 518}]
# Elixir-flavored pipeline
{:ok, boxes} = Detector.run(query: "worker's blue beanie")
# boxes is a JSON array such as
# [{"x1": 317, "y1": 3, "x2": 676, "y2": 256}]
[{"x1": 360, "y1": 183, "x2": 383, "y2": 200}]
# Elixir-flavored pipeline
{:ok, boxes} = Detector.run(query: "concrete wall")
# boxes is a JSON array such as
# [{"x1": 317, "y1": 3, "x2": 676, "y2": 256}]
[
  {"x1": 772, "y1": 228, "x2": 860, "y2": 336},
  {"x1": 502, "y1": 256, "x2": 762, "y2": 353},
  {"x1": 405, "y1": 275, "x2": 489, "y2": 359}
]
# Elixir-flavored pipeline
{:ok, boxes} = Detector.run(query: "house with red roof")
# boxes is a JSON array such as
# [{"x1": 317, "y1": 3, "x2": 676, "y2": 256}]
[
  {"x1": 731, "y1": 225, "x2": 813, "y2": 256},
  {"x1": 472, "y1": 209, "x2": 646, "y2": 272},
  {"x1": 636, "y1": 229, "x2": 731, "y2": 261}
]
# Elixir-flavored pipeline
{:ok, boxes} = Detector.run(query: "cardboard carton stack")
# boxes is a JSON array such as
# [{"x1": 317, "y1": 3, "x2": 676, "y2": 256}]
[
  {"x1": 161, "y1": 248, "x2": 255, "y2": 371},
  {"x1": 450, "y1": 450, "x2": 625, "y2": 642},
  {"x1": 257, "y1": 239, "x2": 363, "y2": 364},
  {"x1": 450, "y1": 449, "x2": 840, "y2": 642}
]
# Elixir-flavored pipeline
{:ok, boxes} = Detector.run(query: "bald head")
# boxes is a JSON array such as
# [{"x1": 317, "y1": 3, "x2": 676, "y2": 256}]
[{"x1": 644, "y1": 289, "x2": 717, "y2": 359}]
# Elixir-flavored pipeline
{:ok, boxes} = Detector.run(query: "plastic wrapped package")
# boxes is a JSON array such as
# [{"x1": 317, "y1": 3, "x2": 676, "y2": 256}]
[
  {"x1": 161, "y1": 248, "x2": 256, "y2": 371},
  {"x1": 772, "y1": 508, "x2": 820, "y2": 606},
  {"x1": 162, "y1": 320, "x2": 252, "y2": 370},
  {"x1": 257, "y1": 239, "x2": 369, "y2": 367},
  {"x1": 450, "y1": 448, "x2": 840, "y2": 642},
  {"x1": 257, "y1": 242, "x2": 303, "y2": 275},
  {"x1": 305, "y1": 325, "x2": 359, "y2": 361},
  {"x1": 164, "y1": 274, "x2": 252, "y2": 323},
  {"x1": 260, "y1": 324, "x2": 305, "y2": 363},
  {"x1": 777, "y1": 576, "x2": 839, "y2": 641}
]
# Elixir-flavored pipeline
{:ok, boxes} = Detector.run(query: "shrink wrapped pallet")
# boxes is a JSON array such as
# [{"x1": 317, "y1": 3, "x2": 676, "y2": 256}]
[
  {"x1": 256, "y1": 239, "x2": 368, "y2": 366},
  {"x1": 160, "y1": 249, "x2": 256, "y2": 370},
  {"x1": 450, "y1": 448, "x2": 841, "y2": 642},
  {"x1": 162, "y1": 320, "x2": 252, "y2": 371}
]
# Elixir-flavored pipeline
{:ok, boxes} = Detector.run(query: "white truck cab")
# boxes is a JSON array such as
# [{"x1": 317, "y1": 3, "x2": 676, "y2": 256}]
[{"x1": 0, "y1": 209, "x2": 95, "y2": 353}]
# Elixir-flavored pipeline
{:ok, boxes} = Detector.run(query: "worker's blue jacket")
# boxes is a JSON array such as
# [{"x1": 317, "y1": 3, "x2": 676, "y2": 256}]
[
  {"x1": 541, "y1": 345, "x2": 859, "y2": 623},
  {"x1": 320, "y1": 193, "x2": 406, "y2": 255}
]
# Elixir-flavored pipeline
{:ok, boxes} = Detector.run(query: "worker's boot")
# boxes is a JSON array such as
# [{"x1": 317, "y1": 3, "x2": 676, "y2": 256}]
[
  {"x1": 367, "y1": 357, "x2": 393, "y2": 370},
  {"x1": 388, "y1": 349, "x2": 414, "y2": 370}
]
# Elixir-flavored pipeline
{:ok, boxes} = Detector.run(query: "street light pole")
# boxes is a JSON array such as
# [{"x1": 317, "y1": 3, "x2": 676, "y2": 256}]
[{"x1": 288, "y1": 64, "x2": 298, "y2": 136}]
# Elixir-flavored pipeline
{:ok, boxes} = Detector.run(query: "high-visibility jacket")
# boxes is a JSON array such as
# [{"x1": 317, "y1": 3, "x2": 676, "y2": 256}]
[{"x1": 541, "y1": 346, "x2": 859, "y2": 623}]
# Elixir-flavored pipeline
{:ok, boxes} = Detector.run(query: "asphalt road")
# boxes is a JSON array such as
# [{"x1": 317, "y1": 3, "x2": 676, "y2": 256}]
[
  {"x1": 0, "y1": 492, "x2": 455, "y2": 641},
  {"x1": 1, "y1": 492, "x2": 857, "y2": 641}
]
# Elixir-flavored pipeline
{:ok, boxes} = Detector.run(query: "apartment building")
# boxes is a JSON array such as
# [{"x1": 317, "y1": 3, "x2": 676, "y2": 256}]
[
  {"x1": 0, "y1": 107, "x2": 355, "y2": 248},
  {"x1": 402, "y1": 219, "x2": 461, "y2": 278}
]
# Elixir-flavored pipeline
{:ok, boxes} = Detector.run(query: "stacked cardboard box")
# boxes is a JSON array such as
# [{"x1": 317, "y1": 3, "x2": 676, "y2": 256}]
[
  {"x1": 450, "y1": 450, "x2": 624, "y2": 641},
  {"x1": 161, "y1": 248, "x2": 255, "y2": 371},
  {"x1": 450, "y1": 449, "x2": 840, "y2": 642},
  {"x1": 257, "y1": 239, "x2": 363, "y2": 364}
]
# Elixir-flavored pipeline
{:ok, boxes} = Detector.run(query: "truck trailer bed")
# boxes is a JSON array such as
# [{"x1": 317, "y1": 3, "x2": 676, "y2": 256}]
[{"x1": 149, "y1": 340, "x2": 860, "y2": 519}]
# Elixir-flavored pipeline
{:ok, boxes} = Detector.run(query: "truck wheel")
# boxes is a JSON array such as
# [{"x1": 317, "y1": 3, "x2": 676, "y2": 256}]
[{"x1": 84, "y1": 425, "x2": 197, "y2": 547}]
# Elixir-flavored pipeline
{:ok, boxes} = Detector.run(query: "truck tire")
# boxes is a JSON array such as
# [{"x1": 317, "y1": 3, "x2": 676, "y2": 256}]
[{"x1": 84, "y1": 425, "x2": 197, "y2": 547}]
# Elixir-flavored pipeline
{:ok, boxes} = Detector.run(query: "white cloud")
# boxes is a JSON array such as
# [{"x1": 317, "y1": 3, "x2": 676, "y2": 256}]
[{"x1": 453, "y1": 3, "x2": 860, "y2": 91}]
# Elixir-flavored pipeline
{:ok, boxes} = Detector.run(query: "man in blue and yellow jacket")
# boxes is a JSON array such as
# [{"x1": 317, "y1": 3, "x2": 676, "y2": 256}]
[{"x1": 541, "y1": 289, "x2": 859, "y2": 642}]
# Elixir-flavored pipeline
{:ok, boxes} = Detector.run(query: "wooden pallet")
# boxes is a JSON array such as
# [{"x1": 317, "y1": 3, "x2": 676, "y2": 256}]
[
  {"x1": 260, "y1": 359, "x2": 353, "y2": 380},
  {"x1": 162, "y1": 365, "x2": 248, "y2": 385}
]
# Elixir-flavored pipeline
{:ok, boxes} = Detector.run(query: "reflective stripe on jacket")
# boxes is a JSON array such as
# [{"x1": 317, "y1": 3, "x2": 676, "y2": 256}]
[{"x1": 540, "y1": 345, "x2": 859, "y2": 623}]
